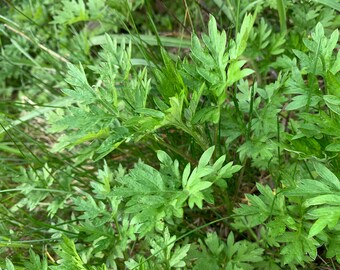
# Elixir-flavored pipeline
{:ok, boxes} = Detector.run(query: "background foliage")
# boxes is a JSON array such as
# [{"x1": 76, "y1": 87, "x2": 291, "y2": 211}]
[{"x1": 0, "y1": 0, "x2": 339, "y2": 269}]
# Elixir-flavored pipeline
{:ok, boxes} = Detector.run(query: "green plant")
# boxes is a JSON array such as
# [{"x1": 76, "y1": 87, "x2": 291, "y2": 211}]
[
  {"x1": 1, "y1": 0, "x2": 339, "y2": 269},
  {"x1": 232, "y1": 161, "x2": 340, "y2": 268}
]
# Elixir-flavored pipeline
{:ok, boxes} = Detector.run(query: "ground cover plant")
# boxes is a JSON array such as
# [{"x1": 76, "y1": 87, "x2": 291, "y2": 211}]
[{"x1": 0, "y1": 0, "x2": 339, "y2": 269}]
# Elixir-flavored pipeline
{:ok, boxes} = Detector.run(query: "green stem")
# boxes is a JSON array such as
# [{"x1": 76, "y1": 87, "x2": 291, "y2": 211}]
[
  {"x1": 306, "y1": 38, "x2": 321, "y2": 112},
  {"x1": 232, "y1": 82, "x2": 244, "y2": 130},
  {"x1": 235, "y1": 0, "x2": 241, "y2": 34},
  {"x1": 234, "y1": 157, "x2": 248, "y2": 203},
  {"x1": 246, "y1": 57, "x2": 262, "y2": 86},
  {"x1": 156, "y1": 136, "x2": 197, "y2": 164},
  {"x1": 276, "y1": 114, "x2": 281, "y2": 187},
  {"x1": 276, "y1": 0, "x2": 287, "y2": 33},
  {"x1": 213, "y1": 0, "x2": 235, "y2": 23},
  {"x1": 211, "y1": 102, "x2": 223, "y2": 159},
  {"x1": 303, "y1": 159, "x2": 313, "y2": 179},
  {"x1": 178, "y1": 122, "x2": 210, "y2": 151},
  {"x1": 247, "y1": 85, "x2": 255, "y2": 140},
  {"x1": 223, "y1": 190, "x2": 233, "y2": 215}
]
